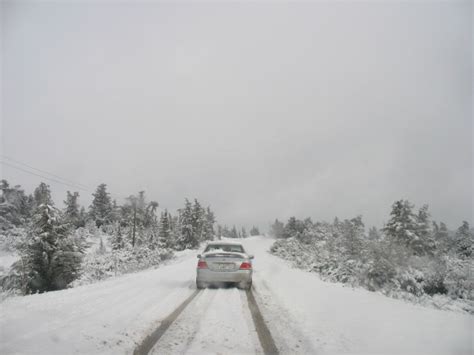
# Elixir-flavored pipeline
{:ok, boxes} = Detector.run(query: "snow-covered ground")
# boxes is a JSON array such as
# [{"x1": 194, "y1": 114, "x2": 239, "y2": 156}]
[
  {"x1": 245, "y1": 237, "x2": 473, "y2": 354},
  {"x1": 150, "y1": 288, "x2": 263, "y2": 354},
  {"x1": 0, "y1": 236, "x2": 472, "y2": 354}
]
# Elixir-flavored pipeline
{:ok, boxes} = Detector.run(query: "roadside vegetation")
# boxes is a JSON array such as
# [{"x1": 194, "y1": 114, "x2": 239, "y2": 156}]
[
  {"x1": 0, "y1": 180, "x2": 223, "y2": 295},
  {"x1": 269, "y1": 201, "x2": 473, "y2": 313}
]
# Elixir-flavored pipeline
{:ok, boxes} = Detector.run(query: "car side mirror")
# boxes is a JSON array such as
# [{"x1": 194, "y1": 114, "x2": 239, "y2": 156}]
[
  {"x1": 197, "y1": 254, "x2": 201, "y2": 259},
  {"x1": 249, "y1": 255, "x2": 254, "y2": 259}
]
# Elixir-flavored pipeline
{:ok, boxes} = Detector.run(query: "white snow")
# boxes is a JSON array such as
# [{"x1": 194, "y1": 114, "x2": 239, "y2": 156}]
[
  {"x1": 0, "y1": 250, "x2": 198, "y2": 354},
  {"x1": 150, "y1": 288, "x2": 262, "y2": 354},
  {"x1": 243, "y1": 236, "x2": 473, "y2": 355},
  {"x1": 0, "y1": 251, "x2": 18, "y2": 276},
  {"x1": 0, "y1": 236, "x2": 472, "y2": 354}
]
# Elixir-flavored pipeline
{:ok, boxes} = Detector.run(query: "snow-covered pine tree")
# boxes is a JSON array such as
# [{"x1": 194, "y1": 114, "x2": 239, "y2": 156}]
[
  {"x1": 414, "y1": 205, "x2": 436, "y2": 256},
  {"x1": 455, "y1": 221, "x2": 472, "y2": 258},
  {"x1": 177, "y1": 199, "x2": 198, "y2": 250},
  {"x1": 63, "y1": 191, "x2": 81, "y2": 228},
  {"x1": 0, "y1": 180, "x2": 32, "y2": 230},
  {"x1": 89, "y1": 184, "x2": 113, "y2": 227},
  {"x1": 33, "y1": 182, "x2": 53, "y2": 209},
  {"x1": 341, "y1": 216, "x2": 365, "y2": 260},
  {"x1": 230, "y1": 225, "x2": 239, "y2": 238},
  {"x1": 192, "y1": 199, "x2": 205, "y2": 242},
  {"x1": 145, "y1": 201, "x2": 159, "y2": 228},
  {"x1": 78, "y1": 207, "x2": 87, "y2": 228},
  {"x1": 241, "y1": 227, "x2": 248, "y2": 238},
  {"x1": 21, "y1": 204, "x2": 83, "y2": 293},
  {"x1": 158, "y1": 210, "x2": 173, "y2": 248},
  {"x1": 111, "y1": 224, "x2": 125, "y2": 250},
  {"x1": 249, "y1": 226, "x2": 260, "y2": 236},
  {"x1": 202, "y1": 206, "x2": 216, "y2": 241},
  {"x1": 383, "y1": 200, "x2": 418, "y2": 251},
  {"x1": 270, "y1": 219, "x2": 285, "y2": 238}
]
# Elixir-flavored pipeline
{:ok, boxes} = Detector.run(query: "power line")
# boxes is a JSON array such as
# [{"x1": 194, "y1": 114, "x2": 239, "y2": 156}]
[
  {"x1": 1, "y1": 160, "x2": 91, "y2": 193},
  {"x1": 1, "y1": 155, "x2": 91, "y2": 190},
  {"x1": 1, "y1": 156, "x2": 137, "y2": 202}
]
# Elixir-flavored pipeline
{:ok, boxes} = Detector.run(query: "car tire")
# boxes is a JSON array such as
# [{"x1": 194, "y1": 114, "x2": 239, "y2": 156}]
[
  {"x1": 237, "y1": 281, "x2": 252, "y2": 290},
  {"x1": 196, "y1": 281, "x2": 206, "y2": 289}
]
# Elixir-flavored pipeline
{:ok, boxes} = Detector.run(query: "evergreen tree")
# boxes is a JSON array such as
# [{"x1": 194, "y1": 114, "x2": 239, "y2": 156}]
[
  {"x1": 413, "y1": 204, "x2": 435, "y2": 255},
  {"x1": 222, "y1": 225, "x2": 228, "y2": 238},
  {"x1": 455, "y1": 221, "x2": 473, "y2": 258},
  {"x1": 33, "y1": 182, "x2": 53, "y2": 208},
  {"x1": 158, "y1": 210, "x2": 173, "y2": 248},
  {"x1": 111, "y1": 224, "x2": 125, "y2": 250},
  {"x1": 270, "y1": 219, "x2": 285, "y2": 238},
  {"x1": 192, "y1": 199, "x2": 205, "y2": 241},
  {"x1": 383, "y1": 200, "x2": 418, "y2": 251},
  {"x1": 0, "y1": 180, "x2": 31, "y2": 230},
  {"x1": 241, "y1": 227, "x2": 248, "y2": 238},
  {"x1": 202, "y1": 207, "x2": 216, "y2": 241},
  {"x1": 249, "y1": 226, "x2": 260, "y2": 236},
  {"x1": 63, "y1": 191, "x2": 81, "y2": 228},
  {"x1": 89, "y1": 184, "x2": 113, "y2": 227},
  {"x1": 78, "y1": 207, "x2": 87, "y2": 228},
  {"x1": 283, "y1": 217, "x2": 305, "y2": 238},
  {"x1": 230, "y1": 225, "x2": 239, "y2": 238},
  {"x1": 145, "y1": 201, "x2": 159, "y2": 228},
  {"x1": 341, "y1": 216, "x2": 365, "y2": 260},
  {"x1": 21, "y1": 204, "x2": 83, "y2": 293},
  {"x1": 177, "y1": 199, "x2": 198, "y2": 250}
]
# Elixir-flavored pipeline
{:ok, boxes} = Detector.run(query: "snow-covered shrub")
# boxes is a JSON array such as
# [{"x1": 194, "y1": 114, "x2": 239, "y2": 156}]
[
  {"x1": 444, "y1": 258, "x2": 473, "y2": 300},
  {"x1": 270, "y1": 223, "x2": 473, "y2": 314},
  {"x1": 74, "y1": 246, "x2": 174, "y2": 286},
  {"x1": 0, "y1": 227, "x2": 27, "y2": 252},
  {"x1": 363, "y1": 256, "x2": 396, "y2": 291},
  {"x1": 392, "y1": 267, "x2": 425, "y2": 297}
]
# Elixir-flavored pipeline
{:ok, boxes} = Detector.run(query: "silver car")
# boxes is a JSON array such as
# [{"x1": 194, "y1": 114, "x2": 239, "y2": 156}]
[{"x1": 196, "y1": 241, "x2": 254, "y2": 290}]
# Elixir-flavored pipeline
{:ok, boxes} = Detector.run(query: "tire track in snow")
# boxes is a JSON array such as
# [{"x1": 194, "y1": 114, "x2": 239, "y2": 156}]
[
  {"x1": 136, "y1": 286, "x2": 277, "y2": 355},
  {"x1": 251, "y1": 280, "x2": 318, "y2": 354},
  {"x1": 149, "y1": 287, "x2": 262, "y2": 354},
  {"x1": 148, "y1": 288, "x2": 219, "y2": 354},
  {"x1": 246, "y1": 288, "x2": 279, "y2": 355},
  {"x1": 133, "y1": 289, "x2": 201, "y2": 355}
]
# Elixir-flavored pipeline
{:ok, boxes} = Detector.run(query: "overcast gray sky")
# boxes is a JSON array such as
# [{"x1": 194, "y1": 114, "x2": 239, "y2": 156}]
[{"x1": 1, "y1": 1, "x2": 472, "y2": 231}]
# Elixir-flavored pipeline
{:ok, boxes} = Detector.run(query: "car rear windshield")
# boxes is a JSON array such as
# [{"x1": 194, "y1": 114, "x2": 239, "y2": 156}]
[{"x1": 204, "y1": 244, "x2": 244, "y2": 253}]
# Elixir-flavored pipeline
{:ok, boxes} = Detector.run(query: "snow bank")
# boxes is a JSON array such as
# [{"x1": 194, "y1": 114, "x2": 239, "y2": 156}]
[
  {"x1": 243, "y1": 237, "x2": 473, "y2": 355},
  {"x1": 0, "y1": 251, "x2": 198, "y2": 354}
]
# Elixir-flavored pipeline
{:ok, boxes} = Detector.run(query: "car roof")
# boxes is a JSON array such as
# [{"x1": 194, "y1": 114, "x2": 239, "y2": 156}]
[{"x1": 206, "y1": 240, "x2": 243, "y2": 246}]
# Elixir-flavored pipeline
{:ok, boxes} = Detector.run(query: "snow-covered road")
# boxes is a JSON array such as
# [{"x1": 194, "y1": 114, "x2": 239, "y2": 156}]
[
  {"x1": 0, "y1": 237, "x2": 472, "y2": 354},
  {"x1": 149, "y1": 288, "x2": 262, "y2": 354}
]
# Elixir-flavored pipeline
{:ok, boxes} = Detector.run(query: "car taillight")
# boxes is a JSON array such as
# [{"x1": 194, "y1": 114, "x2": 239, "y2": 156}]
[
  {"x1": 239, "y1": 262, "x2": 252, "y2": 270},
  {"x1": 197, "y1": 260, "x2": 208, "y2": 269}
]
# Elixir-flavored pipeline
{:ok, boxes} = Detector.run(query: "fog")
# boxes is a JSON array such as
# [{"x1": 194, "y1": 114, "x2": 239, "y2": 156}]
[{"x1": 1, "y1": 1, "x2": 472, "y2": 230}]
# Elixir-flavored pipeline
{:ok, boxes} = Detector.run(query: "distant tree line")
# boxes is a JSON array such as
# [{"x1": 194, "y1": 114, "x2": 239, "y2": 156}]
[
  {"x1": 215, "y1": 225, "x2": 260, "y2": 239},
  {"x1": 0, "y1": 180, "x2": 217, "y2": 294}
]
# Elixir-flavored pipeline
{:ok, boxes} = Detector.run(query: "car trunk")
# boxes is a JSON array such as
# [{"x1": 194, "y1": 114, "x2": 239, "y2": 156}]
[{"x1": 204, "y1": 253, "x2": 243, "y2": 272}]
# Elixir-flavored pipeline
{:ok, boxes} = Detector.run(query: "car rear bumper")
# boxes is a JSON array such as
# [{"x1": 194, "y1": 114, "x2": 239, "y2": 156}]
[{"x1": 196, "y1": 269, "x2": 252, "y2": 283}]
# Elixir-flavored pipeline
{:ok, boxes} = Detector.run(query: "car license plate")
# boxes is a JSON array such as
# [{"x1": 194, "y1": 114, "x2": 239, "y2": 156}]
[{"x1": 215, "y1": 263, "x2": 234, "y2": 271}]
